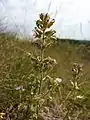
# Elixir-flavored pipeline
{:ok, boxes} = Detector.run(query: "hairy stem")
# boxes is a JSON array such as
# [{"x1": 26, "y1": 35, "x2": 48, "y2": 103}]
[{"x1": 39, "y1": 30, "x2": 45, "y2": 94}]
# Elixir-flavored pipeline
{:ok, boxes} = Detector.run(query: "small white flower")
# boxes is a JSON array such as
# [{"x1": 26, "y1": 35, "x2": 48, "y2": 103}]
[
  {"x1": 0, "y1": 113, "x2": 5, "y2": 119},
  {"x1": 76, "y1": 95, "x2": 84, "y2": 99},
  {"x1": 24, "y1": 105, "x2": 28, "y2": 110},
  {"x1": 53, "y1": 59, "x2": 57, "y2": 64},
  {"x1": 56, "y1": 77, "x2": 62, "y2": 84},
  {"x1": 15, "y1": 85, "x2": 25, "y2": 91},
  {"x1": 75, "y1": 82, "x2": 79, "y2": 90}
]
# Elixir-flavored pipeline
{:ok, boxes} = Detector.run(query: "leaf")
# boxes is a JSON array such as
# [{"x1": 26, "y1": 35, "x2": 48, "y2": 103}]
[
  {"x1": 36, "y1": 20, "x2": 43, "y2": 29},
  {"x1": 39, "y1": 13, "x2": 44, "y2": 21},
  {"x1": 35, "y1": 28, "x2": 43, "y2": 35},
  {"x1": 45, "y1": 30, "x2": 56, "y2": 37},
  {"x1": 47, "y1": 19, "x2": 55, "y2": 28},
  {"x1": 45, "y1": 43, "x2": 52, "y2": 48},
  {"x1": 44, "y1": 13, "x2": 50, "y2": 22},
  {"x1": 34, "y1": 31, "x2": 41, "y2": 38}
]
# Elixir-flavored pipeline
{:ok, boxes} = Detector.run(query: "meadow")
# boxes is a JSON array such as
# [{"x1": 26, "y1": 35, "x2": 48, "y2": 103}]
[{"x1": 0, "y1": 13, "x2": 90, "y2": 120}]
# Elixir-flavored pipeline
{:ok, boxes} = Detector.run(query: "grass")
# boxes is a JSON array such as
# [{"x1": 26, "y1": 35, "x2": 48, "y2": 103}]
[
  {"x1": 0, "y1": 33, "x2": 90, "y2": 90},
  {"x1": 0, "y1": 32, "x2": 90, "y2": 119}
]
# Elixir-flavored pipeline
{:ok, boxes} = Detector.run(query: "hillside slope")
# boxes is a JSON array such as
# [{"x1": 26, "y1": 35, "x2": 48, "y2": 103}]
[{"x1": 0, "y1": 34, "x2": 90, "y2": 119}]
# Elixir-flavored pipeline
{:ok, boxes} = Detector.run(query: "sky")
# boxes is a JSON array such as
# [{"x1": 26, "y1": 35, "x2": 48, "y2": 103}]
[{"x1": 0, "y1": 0, "x2": 90, "y2": 40}]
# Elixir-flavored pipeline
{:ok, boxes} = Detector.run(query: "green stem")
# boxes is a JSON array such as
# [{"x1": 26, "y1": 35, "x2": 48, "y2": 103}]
[
  {"x1": 37, "y1": 31, "x2": 45, "y2": 119},
  {"x1": 60, "y1": 89, "x2": 74, "y2": 108},
  {"x1": 39, "y1": 30, "x2": 45, "y2": 94}
]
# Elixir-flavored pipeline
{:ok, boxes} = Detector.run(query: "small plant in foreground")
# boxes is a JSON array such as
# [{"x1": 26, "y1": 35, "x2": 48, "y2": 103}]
[{"x1": 29, "y1": 13, "x2": 57, "y2": 119}]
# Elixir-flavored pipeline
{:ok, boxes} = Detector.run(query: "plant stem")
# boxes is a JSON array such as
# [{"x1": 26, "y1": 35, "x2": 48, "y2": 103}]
[
  {"x1": 37, "y1": 31, "x2": 45, "y2": 119},
  {"x1": 39, "y1": 30, "x2": 45, "y2": 94},
  {"x1": 60, "y1": 89, "x2": 74, "y2": 108}
]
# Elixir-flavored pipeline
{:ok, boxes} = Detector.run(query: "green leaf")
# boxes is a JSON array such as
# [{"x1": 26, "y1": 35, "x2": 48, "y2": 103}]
[
  {"x1": 39, "y1": 13, "x2": 44, "y2": 21},
  {"x1": 45, "y1": 30, "x2": 56, "y2": 37},
  {"x1": 47, "y1": 19, "x2": 55, "y2": 28},
  {"x1": 35, "y1": 28, "x2": 43, "y2": 35},
  {"x1": 44, "y1": 13, "x2": 50, "y2": 22},
  {"x1": 36, "y1": 20, "x2": 43, "y2": 29}
]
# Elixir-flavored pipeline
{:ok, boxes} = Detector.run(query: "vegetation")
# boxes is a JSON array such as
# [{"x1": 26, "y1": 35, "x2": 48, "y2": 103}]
[{"x1": 0, "y1": 13, "x2": 90, "y2": 120}]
